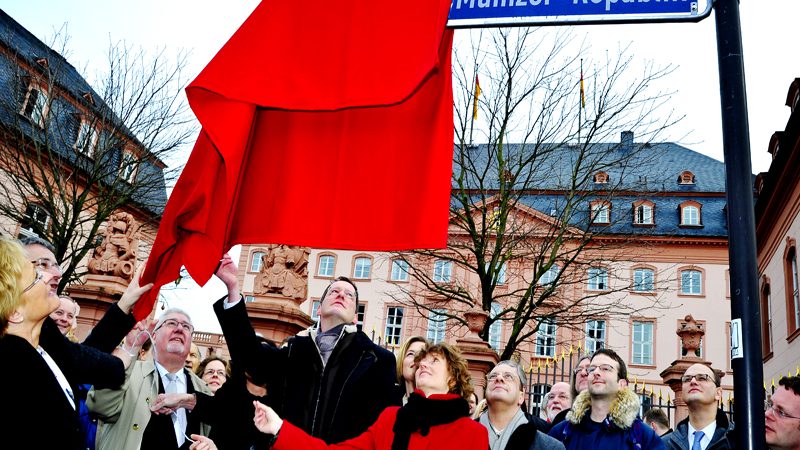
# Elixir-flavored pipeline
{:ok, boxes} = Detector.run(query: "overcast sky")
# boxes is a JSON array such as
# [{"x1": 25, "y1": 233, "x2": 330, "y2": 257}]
[{"x1": 3, "y1": 1, "x2": 798, "y2": 332}]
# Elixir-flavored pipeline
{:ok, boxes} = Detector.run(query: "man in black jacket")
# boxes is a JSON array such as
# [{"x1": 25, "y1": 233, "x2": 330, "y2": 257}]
[
  {"x1": 214, "y1": 253, "x2": 400, "y2": 444},
  {"x1": 663, "y1": 363, "x2": 734, "y2": 450}
]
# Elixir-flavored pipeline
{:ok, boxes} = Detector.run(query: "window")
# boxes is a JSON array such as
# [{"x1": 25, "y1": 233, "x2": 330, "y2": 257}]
[
  {"x1": 760, "y1": 278, "x2": 773, "y2": 358},
  {"x1": 318, "y1": 254, "x2": 335, "y2": 277},
  {"x1": 119, "y1": 151, "x2": 137, "y2": 182},
  {"x1": 633, "y1": 268, "x2": 655, "y2": 292},
  {"x1": 679, "y1": 201, "x2": 702, "y2": 226},
  {"x1": 21, "y1": 84, "x2": 49, "y2": 126},
  {"x1": 590, "y1": 201, "x2": 610, "y2": 224},
  {"x1": 632, "y1": 321, "x2": 654, "y2": 365},
  {"x1": 489, "y1": 303, "x2": 502, "y2": 351},
  {"x1": 75, "y1": 121, "x2": 98, "y2": 156},
  {"x1": 357, "y1": 303, "x2": 365, "y2": 330},
  {"x1": 433, "y1": 260, "x2": 452, "y2": 283},
  {"x1": 585, "y1": 320, "x2": 606, "y2": 353},
  {"x1": 634, "y1": 202, "x2": 654, "y2": 225},
  {"x1": 390, "y1": 259, "x2": 409, "y2": 281},
  {"x1": 529, "y1": 384, "x2": 551, "y2": 416},
  {"x1": 539, "y1": 265, "x2": 559, "y2": 285},
  {"x1": 587, "y1": 267, "x2": 608, "y2": 291},
  {"x1": 534, "y1": 318, "x2": 557, "y2": 357},
  {"x1": 250, "y1": 251, "x2": 265, "y2": 272},
  {"x1": 385, "y1": 306, "x2": 404, "y2": 346},
  {"x1": 678, "y1": 170, "x2": 695, "y2": 185},
  {"x1": 353, "y1": 257, "x2": 372, "y2": 279},
  {"x1": 244, "y1": 295, "x2": 256, "y2": 303},
  {"x1": 20, "y1": 203, "x2": 50, "y2": 236},
  {"x1": 486, "y1": 262, "x2": 506, "y2": 285},
  {"x1": 594, "y1": 172, "x2": 609, "y2": 184},
  {"x1": 786, "y1": 242, "x2": 800, "y2": 337},
  {"x1": 427, "y1": 309, "x2": 447, "y2": 344},
  {"x1": 311, "y1": 300, "x2": 321, "y2": 321},
  {"x1": 680, "y1": 269, "x2": 702, "y2": 295}
]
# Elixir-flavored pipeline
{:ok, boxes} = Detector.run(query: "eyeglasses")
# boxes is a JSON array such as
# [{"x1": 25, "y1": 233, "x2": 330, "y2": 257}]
[
  {"x1": 587, "y1": 364, "x2": 617, "y2": 374},
  {"x1": 31, "y1": 258, "x2": 62, "y2": 274},
  {"x1": 573, "y1": 366, "x2": 590, "y2": 375},
  {"x1": 157, "y1": 319, "x2": 194, "y2": 334},
  {"x1": 765, "y1": 399, "x2": 800, "y2": 420},
  {"x1": 326, "y1": 287, "x2": 356, "y2": 300},
  {"x1": 202, "y1": 369, "x2": 227, "y2": 378},
  {"x1": 681, "y1": 373, "x2": 716, "y2": 385},
  {"x1": 487, "y1": 372, "x2": 518, "y2": 384},
  {"x1": 22, "y1": 269, "x2": 44, "y2": 293}
]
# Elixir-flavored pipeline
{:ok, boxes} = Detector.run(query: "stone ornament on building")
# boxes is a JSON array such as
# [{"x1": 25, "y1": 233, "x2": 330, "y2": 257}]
[
  {"x1": 677, "y1": 314, "x2": 703, "y2": 357},
  {"x1": 254, "y1": 244, "x2": 310, "y2": 299},
  {"x1": 87, "y1": 212, "x2": 139, "y2": 280}
]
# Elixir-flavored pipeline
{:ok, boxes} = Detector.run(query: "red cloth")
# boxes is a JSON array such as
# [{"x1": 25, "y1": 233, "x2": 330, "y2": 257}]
[
  {"x1": 274, "y1": 404, "x2": 489, "y2": 450},
  {"x1": 135, "y1": 1, "x2": 455, "y2": 320}
]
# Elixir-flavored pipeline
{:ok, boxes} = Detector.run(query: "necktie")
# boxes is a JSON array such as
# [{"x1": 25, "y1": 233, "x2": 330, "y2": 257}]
[
  {"x1": 692, "y1": 430, "x2": 705, "y2": 450},
  {"x1": 165, "y1": 373, "x2": 186, "y2": 446}
]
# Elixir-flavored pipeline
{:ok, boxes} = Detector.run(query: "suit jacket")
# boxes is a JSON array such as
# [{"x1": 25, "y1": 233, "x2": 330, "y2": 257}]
[
  {"x1": 0, "y1": 334, "x2": 84, "y2": 450},
  {"x1": 88, "y1": 359, "x2": 212, "y2": 450}
]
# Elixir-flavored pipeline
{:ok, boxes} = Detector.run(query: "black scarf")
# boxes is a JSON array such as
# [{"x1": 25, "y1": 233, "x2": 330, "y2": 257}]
[{"x1": 391, "y1": 392, "x2": 469, "y2": 450}]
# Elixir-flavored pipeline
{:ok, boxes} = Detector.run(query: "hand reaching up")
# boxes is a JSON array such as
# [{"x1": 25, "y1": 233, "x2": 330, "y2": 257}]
[
  {"x1": 253, "y1": 400, "x2": 283, "y2": 436},
  {"x1": 119, "y1": 261, "x2": 155, "y2": 314},
  {"x1": 215, "y1": 253, "x2": 240, "y2": 301}
]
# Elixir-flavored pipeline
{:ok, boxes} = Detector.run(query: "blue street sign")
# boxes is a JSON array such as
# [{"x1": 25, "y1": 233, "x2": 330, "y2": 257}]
[{"x1": 447, "y1": 0, "x2": 712, "y2": 28}]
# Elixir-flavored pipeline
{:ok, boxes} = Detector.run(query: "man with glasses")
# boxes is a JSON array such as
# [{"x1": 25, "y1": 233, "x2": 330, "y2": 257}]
[
  {"x1": 663, "y1": 363, "x2": 734, "y2": 449},
  {"x1": 549, "y1": 348, "x2": 664, "y2": 450},
  {"x1": 765, "y1": 376, "x2": 800, "y2": 450},
  {"x1": 213, "y1": 254, "x2": 399, "y2": 444},
  {"x1": 479, "y1": 360, "x2": 564, "y2": 450},
  {"x1": 543, "y1": 382, "x2": 572, "y2": 423},
  {"x1": 89, "y1": 309, "x2": 213, "y2": 450},
  {"x1": 551, "y1": 356, "x2": 590, "y2": 426}
]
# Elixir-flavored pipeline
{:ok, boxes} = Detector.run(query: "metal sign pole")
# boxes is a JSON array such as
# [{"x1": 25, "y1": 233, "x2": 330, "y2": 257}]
[{"x1": 713, "y1": 0, "x2": 765, "y2": 448}]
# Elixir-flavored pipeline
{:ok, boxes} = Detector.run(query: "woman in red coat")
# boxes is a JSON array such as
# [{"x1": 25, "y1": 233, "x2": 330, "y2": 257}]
[{"x1": 254, "y1": 342, "x2": 488, "y2": 450}]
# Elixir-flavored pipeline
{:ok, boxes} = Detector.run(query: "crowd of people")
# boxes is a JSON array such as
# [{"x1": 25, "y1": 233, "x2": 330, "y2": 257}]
[{"x1": 2, "y1": 236, "x2": 800, "y2": 450}]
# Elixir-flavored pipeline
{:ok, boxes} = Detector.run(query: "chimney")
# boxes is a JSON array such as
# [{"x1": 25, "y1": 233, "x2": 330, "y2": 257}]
[{"x1": 621, "y1": 131, "x2": 634, "y2": 146}]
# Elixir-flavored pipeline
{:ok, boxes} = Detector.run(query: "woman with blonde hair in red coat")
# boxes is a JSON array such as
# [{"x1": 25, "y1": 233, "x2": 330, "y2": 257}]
[{"x1": 253, "y1": 342, "x2": 488, "y2": 450}]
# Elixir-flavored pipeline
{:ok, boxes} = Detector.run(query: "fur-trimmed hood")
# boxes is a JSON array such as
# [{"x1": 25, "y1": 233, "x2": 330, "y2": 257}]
[{"x1": 567, "y1": 388, "x2": 641, "y2": 429}]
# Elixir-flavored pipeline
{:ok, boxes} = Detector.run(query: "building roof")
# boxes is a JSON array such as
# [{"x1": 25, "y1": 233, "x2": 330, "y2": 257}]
[
  {"x1": 458, "y1": 133, "x2": 729, "y2": 239},
  {"x1": 0, "y1": 9, "x2": 167, "y2": 216}
]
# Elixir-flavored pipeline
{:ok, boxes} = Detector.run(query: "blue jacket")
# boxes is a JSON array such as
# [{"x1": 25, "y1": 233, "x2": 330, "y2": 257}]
[{"x1": 662, "y1": 409, "x2": 735, "y2": 450}]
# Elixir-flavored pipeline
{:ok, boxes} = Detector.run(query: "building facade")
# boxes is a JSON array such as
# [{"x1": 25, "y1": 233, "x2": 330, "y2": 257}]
[
  {"x1": 756, "y1": 77, "x2": 800, "y2": 386},
  {"x1": 239, "y1": 132, "x2": 735, "y2": 408}
]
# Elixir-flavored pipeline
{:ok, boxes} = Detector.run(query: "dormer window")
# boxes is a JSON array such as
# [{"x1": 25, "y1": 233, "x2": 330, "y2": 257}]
[
  {"x1": 74, "y1": 119, "x2": 99, "y2": 157},
  {"x1": 594, "y1": 172, "x2": 609, "y2": 184},
  {"x1": 633, "y1": 200, "x2": 655, "y2": 225},
  {"x1": 20, "y1": 82, "x2": 50, "y2": 127},
  {"x1": 678, "y1": 171, "x2": 695, "y2": 185},
  {"x1": 590, "y1": 200, "x2": 610, "y2": 225},
  {"x1": 679, "y1": 200, "x2": 703, "y2": 226}
]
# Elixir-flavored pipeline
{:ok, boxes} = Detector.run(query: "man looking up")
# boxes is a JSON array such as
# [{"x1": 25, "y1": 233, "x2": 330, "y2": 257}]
[
  {"x1": 89, "y1": 309, "x2": 212, "y2": 450},
  {"x1": 214, "y1": 253, "x2": 399, "y2": 444},
  {"x1": 663, "y1": 363, "x2": 733, "y2": 449},
  {"x1": 765, "y1": 376, "x2": 800, "y2": 450},
  {"x1": 479, "y1": 360, "x2": 564, "y2": 450},
  {"x1": 548, "y1": 348, "x2": 664, "y2": 450}
]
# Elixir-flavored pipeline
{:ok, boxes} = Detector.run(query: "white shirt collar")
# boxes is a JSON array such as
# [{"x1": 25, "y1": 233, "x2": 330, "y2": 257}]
[{"x1": 687, "y1": 419, "x2": 716, "y2": 450}]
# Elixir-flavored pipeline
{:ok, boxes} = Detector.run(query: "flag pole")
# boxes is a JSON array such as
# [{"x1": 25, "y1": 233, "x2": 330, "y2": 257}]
[
  {"x1": 578, "y1": 58, "x2": 583, "y2": 146},
  {"x1": 470, "y1": 73, "x2": 481, "y2": 147}
]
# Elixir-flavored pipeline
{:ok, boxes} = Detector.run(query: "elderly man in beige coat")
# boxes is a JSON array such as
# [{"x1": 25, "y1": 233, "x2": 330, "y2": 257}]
[{"x1": 89, "y1": 309, "x2": 212, "y2": 450}]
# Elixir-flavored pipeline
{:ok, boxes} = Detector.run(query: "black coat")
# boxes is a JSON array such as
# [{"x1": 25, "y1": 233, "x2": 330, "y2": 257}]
[
  {"x1": 0, "y1": 333, "x2": 123, "y2": 449},
  {"x1": 214, "y1": 297, "x2": 401, "y2": 444},
  {"x1": 662, "y1": 409, "x2": 735, "y2": 450}
]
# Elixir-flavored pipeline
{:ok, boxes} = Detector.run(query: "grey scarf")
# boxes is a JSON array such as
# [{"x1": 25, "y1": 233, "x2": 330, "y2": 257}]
[
  {"x1": 480, "y1": 408, "x2": 529, "y2": 450},
  {"x1": 315, "y1": 323, "x2": 345, "y2": 366}
]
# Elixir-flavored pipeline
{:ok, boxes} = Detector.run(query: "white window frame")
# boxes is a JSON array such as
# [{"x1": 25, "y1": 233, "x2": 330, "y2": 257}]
[
  {"x1": 635, "y1": 204, "x2": 653, "y2": 224},
  {"x1": 534, "y1": 318, "x2": 557, "y2": 357},
  {"x1": 591, "y1": 202, "x2": 610, "y2": 224},
  {"x1": 353, "y1": 257, "x2": 372, "y2": 279},
  {"x1": 75, "y1": 120, "x2": 99, "y2": 156},
  {"x1": 311, "y1": 300, "x2": 321, "y2": 321},
  {"x1": 426, "y1": 308, "x2": 447, "y2": 344},
  {"x1": 587, "y1": 267, "x2": 608, "y2": 291},
  {"x1": 681, "y1": 269, "x2": 702, "y2": 295},
  {"x1": 489, "y1": 303, "x2": 502, "y2": 351},
  {"x1": 633, "y1": 268, "x2": 655, "y2": 292},
  {"x1": 357, "y1": 303, "x2": 366, "y2": 329},
  {"x1": 585, "y1": 319, "x2": 606, "y2": 353},
  {"x1": 318, "y1": 255, "x2": 335, "y2": 277},
  {"x1": 682, "y1": 206, "x2": 700, "y2": 225},
  {"x1": 21, "y1": 203, "x2": 50, "y2": 235},
  {"x1": 539, "y1": 265, "x2": 559, "y2": 286},
  {"x1": 390, "y1": 259, "x2": 409, "y2": 281},
  {"x1": 385, "y1": 306, "x2": 404, "y2": 346},
  {"x1": 250, "y1": 252, "x2": 265, "y2": 272},
  {"x1": 433, "y1": 260, "x2": 452, "y2": 283},
  {"x1": 632, "y1": 321, "x2": 654, "y2": 365},
  {"x1": 21, "y1": 84, "x2": 49, "y2": 126}
]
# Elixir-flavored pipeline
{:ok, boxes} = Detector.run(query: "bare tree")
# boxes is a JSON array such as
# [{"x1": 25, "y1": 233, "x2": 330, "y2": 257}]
[
  {"x1": 0, "y1": 26, "x2": 194, "y2": 291},
  {"x1": 389, "y1": 28, "x2": 682, "y2": 360}
]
